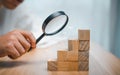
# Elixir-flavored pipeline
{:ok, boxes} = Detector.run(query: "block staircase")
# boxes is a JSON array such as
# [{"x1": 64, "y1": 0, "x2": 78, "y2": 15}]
[{"x1": 47, "y1": 29, "x2": 90, "y2": 71}]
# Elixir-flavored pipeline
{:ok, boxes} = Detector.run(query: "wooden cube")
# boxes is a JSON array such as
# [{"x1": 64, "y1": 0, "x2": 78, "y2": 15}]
[
  {"x1": 79, "y1": 40, "x2": 90, "y2": 51},
  {"x1": 78, "y1": 30, "x2": 90, "y2": 41},
  {"x1": 58, "y1": 51, "x2": 78, "y2": 62},
  {"x1": 48, "y1": 60, "x2": 57, "y2": 71},
  {"x1": 68, "y1": 40, "x2": 79, "y2": 51},
  {"x1": 79, "y1": 62, "x2": 89, "y2": 71},
  {"x1": 57, "y1": 51, "x2": 67, "y2": 61},
  {"x1": 78, "y1": 51, "x2": 89, "y2": 62},
  {"x1": 58, "y1": 62, "x2": 79, "y2": 71}
]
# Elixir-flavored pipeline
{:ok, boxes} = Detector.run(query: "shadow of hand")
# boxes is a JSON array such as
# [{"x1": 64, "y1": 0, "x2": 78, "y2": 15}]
[{"x1": 0, "y1": 61, "x2": 29, "y2": 68}]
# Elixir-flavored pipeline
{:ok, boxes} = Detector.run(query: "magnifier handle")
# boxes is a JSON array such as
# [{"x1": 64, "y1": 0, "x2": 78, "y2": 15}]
[
  {"x1": 36, "y1": 33, "x2": 45, "y2": 44},
  {"x1": 28, "y1": 33, "x2": 45, "y2": 51}
]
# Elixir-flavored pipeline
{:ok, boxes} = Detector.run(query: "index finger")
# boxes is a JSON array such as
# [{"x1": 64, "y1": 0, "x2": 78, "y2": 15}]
[{"x1": 19, "y1": 30, "x2": 36, "y2": 48}]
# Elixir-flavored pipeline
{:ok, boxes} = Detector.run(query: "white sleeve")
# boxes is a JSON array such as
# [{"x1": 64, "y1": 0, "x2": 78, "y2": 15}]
[{"x1": 0, "y1": 3, "x2": 42, "y2": 37}]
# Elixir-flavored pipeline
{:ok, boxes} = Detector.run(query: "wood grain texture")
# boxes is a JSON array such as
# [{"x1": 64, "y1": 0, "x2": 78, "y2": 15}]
[
  {"x1": 78, "y1": 51, "x2": 89, "y2": 62},
  {"x1": 79, "y1": 41, "x2": 90, "y2": 51},
  {"x1": 0, "y1": 40, "x2": 119, "y2": 75},
  {"x1": 48, "y1": 60, "x2": 57, "y2": 71},
  {"x1": 58, "y1": 51, "x2": 78, "y2": 62},
  {"x1": 57, "y1": 51, "x2": 67, "y2": 61},
  {"x1": 68, "y1": 40, "x2": 79, "y2": 51},
  {"x1": 79, "y1": 62, "x2": 89, "y2": 71},
  {"x1": 57, "y1": 62, "x2": 79, "y2": 71},
  {"x1": 78, "y1": 30, "x2": 90, "y2": 41}
]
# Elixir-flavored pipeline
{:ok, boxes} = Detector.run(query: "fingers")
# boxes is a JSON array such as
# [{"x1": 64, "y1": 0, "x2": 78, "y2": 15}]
[
  {"x1": 19, "y1": 30, "x2": 36, "y2": 48},
  {"x1": 0, "y1": 30, "x2": 36, "y2": 59},
  {"x1": 6, "y1": 43, "x2": 20, "y2": 59},
  {"x1": 14, "y1": 39, "x2": 26, "y2": 55},
  {"x1": 16, "y1": 33, "x2": 31, "y2": 52}
]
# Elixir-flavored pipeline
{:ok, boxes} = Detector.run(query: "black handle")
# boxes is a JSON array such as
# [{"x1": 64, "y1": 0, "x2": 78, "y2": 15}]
[
  {"x1": 28, "y1": 33, "x2": 45, "y2": 51},
  {"x1": 36, "y1": 33, "x2": 45, "y2": 44}
]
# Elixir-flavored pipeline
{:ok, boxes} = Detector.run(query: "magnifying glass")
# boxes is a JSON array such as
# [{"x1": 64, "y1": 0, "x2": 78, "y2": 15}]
[
  {"x1": 8, "y1": 11, "x2": 68, "y2": 59},
  {"x1": 29, "y1": 11, "x2": 69, "y2": 51}
]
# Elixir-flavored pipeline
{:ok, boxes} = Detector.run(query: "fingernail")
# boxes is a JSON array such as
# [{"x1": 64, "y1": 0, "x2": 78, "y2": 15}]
[
  {"x1": 22, "y1": 49, "x2": 25, "y2": 53},
  {"x1": 32, "y1": 43, "x2": 36, "y2": 48}
]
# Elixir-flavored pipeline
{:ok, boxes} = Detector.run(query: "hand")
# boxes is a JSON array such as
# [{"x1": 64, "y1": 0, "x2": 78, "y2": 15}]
[
  {"x1": 0, "y1": 30, "x2": 36, "y2": 59},
  {"x1": 1, "y1": 0, "x2": 24, "y2": 9}
]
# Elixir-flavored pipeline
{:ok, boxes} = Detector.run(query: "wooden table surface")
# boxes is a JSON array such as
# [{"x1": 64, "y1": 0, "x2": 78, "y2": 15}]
[{"x1": 0, "y1": 40, "x2": 120, "y2": 75}]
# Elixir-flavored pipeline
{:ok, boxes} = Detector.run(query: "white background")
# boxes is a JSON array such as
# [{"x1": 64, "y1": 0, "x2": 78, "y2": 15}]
[{"x1": 0, "y1": 0, "x2": 119, "y2": 58}]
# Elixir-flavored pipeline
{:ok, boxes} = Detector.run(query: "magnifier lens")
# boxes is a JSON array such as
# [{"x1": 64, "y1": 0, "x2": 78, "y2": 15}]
[{"x1": 44, "y1": 15, "x2": 67, "y2": 34}]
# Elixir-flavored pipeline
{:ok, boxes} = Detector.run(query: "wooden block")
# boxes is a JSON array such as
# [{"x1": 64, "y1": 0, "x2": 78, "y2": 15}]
[
  {"x1": 47, "y1": 60, "x2": 57, "y2": 71},
  {"x1": 79, "y1": 62, "x2": 89, "y2": 71},
  {"x1": 66, "y1": 51, "x2": 78, "y2": 62},
  {"x1": 58, "y1": 62, "x2": 79, "y2": 71},
  {"x1": 78, "y1": 30, "x2": 90, "y2": 40},
  {"x1": 78, "y1": 51, "x2": 89, "y2": 62},
  {"x1": 68, "y1": 40, "x2": 79, "y2": 51},
  {"x1": 79, "y1": 40, "x2": 90, "y2": 51},
  {"x1": 57, "y1": 51, "x2": 67, "y2": 61},
  {"x1": 58, "y1": 51, "x2": 78, "y2": 62}
]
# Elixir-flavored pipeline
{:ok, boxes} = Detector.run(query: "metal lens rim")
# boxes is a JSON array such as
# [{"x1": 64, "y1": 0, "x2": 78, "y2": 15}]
[{"x1": 42, "y1": 11, "x2": 69, "y2": 36}]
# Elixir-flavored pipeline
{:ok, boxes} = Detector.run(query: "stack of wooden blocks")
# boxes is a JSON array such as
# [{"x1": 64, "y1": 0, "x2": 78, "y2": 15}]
[{"x1": 47, "y1": 29, "x2": 90, "y2": 71}]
